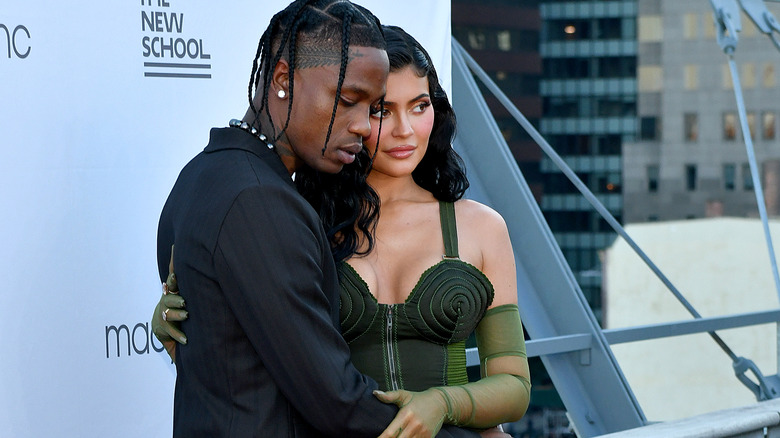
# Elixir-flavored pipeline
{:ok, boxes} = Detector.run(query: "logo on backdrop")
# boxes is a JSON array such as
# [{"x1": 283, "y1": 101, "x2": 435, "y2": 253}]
[
  {"x1": 141, "y1": 0, "x2": 212, "y2": 79},
  {"x1": 105, "y1": 321, "x2": 167, "y2": 358},
  {"x1": 1, "y1": 23, "x2": 31, "y2": 59}
]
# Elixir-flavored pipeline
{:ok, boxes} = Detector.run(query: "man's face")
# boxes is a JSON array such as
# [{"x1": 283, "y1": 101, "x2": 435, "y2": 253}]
[{"x1": 282, "y1": 45, "x2": 388, "y2": 174}]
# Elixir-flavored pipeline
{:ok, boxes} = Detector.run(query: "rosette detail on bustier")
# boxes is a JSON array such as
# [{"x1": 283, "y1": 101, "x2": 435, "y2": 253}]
[{"x1": 404, "y1": 260, "x2": 494, "y2": 344}]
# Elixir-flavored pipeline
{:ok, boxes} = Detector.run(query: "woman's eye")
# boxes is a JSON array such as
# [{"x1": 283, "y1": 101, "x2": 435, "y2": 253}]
[
  {"x1": 413, "y1": 102, "x2": 431, "y2": 113},
  {"x1": 340, "y1": 97, "x2": 356, "y2": 107},
  {"x1": 371, "y1": 107, "x2": 390, "y2": 118}
]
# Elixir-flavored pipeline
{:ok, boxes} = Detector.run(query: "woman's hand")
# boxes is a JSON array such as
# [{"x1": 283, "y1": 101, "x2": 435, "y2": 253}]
[
  {"x1": 151, "y1": 251, "x2": 188, "y2": 362},
  {"x1": 374, "y1": 388, "x2": 448, "y2": 438}
]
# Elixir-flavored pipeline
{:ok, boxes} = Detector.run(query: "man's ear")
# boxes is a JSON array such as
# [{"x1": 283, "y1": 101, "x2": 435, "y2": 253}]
[{"x1": 271, "y1": 58, "x2": 290, "y2": 98}]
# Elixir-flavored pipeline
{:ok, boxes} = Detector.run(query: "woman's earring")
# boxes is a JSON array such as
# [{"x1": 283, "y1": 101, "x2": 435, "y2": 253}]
[{"x1": 277, "y1": 89, "x2": 286, "y2": 99}]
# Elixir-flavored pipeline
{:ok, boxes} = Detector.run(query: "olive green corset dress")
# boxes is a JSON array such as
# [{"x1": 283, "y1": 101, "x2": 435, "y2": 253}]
[{"x1": 338, "y1": 201, "x2": 494, "y2": 392}]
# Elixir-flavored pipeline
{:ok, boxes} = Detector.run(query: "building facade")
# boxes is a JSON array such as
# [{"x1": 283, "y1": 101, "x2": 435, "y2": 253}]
[
  {"x1": 623, "y1": 0, "x2": 780, "y2": 223},
  {"x1": 539, "y1": 0, "x2": 638, "y2": 321},
  {"x1": 452, "y1": 0, "x2": 544, "y2": 197}
]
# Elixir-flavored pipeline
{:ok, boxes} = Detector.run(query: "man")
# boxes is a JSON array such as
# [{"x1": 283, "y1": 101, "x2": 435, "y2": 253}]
[{"x1": 154, "y1": 1, "x2": 479, "y2": 437}]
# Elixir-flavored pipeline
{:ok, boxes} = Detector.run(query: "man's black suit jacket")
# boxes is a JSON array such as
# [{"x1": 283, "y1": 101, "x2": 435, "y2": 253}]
[{"x1": 157, "y1": 127, "x2": 478, "y2": 437}]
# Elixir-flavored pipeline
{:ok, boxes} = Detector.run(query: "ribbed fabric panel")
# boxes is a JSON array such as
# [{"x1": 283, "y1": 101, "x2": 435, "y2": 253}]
[{"x1": 446, "y1": 340, "x2": 469, "y2": 386}]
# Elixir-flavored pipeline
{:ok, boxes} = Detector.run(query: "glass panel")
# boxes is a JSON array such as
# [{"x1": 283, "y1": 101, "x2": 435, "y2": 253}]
[
  {"x1": 743, "y1": 163, "x2": 754, "y2": 190},
  {"x1": 684, "y1": 65, "x2": 698, "y2": 90},
  {"x1": 764, "y1": 112, "x2": 776, "y2": 140},
  {"x1": 723, "y1": 164, "x2": 735, "y2": 190},
  {"x1": 723, "y1": 112, "x2": 737, "y2": 140},
  {"x1": 742, "y1": 63, "x2": 756, "y2": 89},
  {"x1": 640, "y1": 116, "x2": 658, "y2": 140},
  {"x1": 763, "y1": 64, "x2": 776, "y2": 88},
  {"x1": 685, "y1": 164, "x2": 697, "y2": 191},
  {"x1": 684, "y1": 113, "x2": 698, "y2": 142},
  {"x1": 647, "y1": 165, "x2": 659, "y2": 192},
  {"x1": 683, "y1": 14, "x2": 698, "y2": 39}
]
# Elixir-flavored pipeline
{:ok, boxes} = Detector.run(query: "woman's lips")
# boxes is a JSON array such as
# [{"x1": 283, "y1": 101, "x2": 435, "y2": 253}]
[{"x1": 385, "y1": 145, "x2": 415, "y2": 159}]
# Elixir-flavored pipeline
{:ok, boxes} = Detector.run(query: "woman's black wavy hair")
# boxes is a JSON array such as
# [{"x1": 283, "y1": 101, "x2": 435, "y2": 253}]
[
  {"x1": 297, "y1": 25, "x2": 469, "y2": 261},
  {"x1": 383, "y1": 25, "x2": 468, "y2": 202}
]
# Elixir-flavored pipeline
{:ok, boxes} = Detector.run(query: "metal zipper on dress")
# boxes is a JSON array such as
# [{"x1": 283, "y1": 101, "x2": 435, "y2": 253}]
[{"x1": 386, "y1": 305, "x2": 400, "y2": 391}]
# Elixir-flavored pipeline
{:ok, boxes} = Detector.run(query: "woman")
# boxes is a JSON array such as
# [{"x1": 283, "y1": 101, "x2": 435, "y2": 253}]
[
  {"x1": 302, "y1": 25, "x2": 530, "y2": 436},
  {"x1": 156, "y1": 25, "x2": 530, "y2": 438}
]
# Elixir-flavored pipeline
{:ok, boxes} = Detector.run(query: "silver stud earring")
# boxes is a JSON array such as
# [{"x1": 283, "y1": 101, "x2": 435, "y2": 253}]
[{"x1": 277, "y1": 89, "x2": 286, "y2": 99}]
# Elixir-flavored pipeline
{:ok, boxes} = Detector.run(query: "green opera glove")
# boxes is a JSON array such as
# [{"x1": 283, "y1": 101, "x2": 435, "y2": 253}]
[
  {"x1": 433, "y1": 304, "x2": 531, "y2": 428},
  {"x1": 151, "y1": 248, "x2": 188, "y2": 362},
  {"x1": 377, "y1": 304, "x2": 531, "y2": 432},
  {"x1": 374, "y1": 387, "x2": 448, "y2": 438}
]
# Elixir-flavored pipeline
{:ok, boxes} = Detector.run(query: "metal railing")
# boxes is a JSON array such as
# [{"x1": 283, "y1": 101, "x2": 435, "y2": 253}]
[{"x1": 453, "y1": 0, "x2": 780, "y2": 428}]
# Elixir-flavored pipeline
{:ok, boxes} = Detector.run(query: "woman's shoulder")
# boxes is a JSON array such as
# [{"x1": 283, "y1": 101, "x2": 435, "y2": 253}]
[{"x1": 453, "y1": 199, "x2": 508, "y2": 232}]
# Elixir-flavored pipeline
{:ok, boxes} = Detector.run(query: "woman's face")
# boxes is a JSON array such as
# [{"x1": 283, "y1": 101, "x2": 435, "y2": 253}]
[
  {"x1": 364, "y1": 66, "x2": 434, "y2": 179},
  {"x1": 283, "y1": 45, "x2": 388, "y2": 174}
]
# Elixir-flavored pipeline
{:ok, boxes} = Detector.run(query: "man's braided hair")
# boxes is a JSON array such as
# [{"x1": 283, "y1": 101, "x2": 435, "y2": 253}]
[
  {"x1": 248, "y1": 0, "x2": 386, "y2": 153},
  {"x1": 249, "y1": 0, "x2": 387, "y2": 261}
]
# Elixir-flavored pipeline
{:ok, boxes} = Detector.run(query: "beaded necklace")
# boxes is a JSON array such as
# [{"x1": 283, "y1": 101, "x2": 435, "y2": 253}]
[{"x1": 228, "y1": 119, "x2": 274, "y2": 150}]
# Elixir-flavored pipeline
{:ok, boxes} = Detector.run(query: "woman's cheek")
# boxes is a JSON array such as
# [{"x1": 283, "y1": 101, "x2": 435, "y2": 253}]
[{"x1": 417, "y1": 112, "x2": 435, "y2": 138}]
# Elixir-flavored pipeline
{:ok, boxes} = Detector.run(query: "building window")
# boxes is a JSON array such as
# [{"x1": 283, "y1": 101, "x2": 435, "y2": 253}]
[
  {"x1": 596, "y1": 96, "x2": 636, "y2": 117},
  {"x1": 742, "y1": 63, "x2": 757, "y2": 89},
  {"x1": 544, "y1": 96, "x2": 580, "y2": 117},
  {"x1": 723, "y1": 163, "x2": 736, "y2": 190},
  {"x1": 685, "y1": 164, "x2": 697, "y2": 191},
  {"x1": 640, "y1": 116, "x2": 659, "y2": 140},
  {"x1": 596, "y1": 56, "x2": 637, "y2": 78},
  {"x1": 743, "y1": 163, "x2": 754, "y2": 190},
  {"x1": 764, "y1": 111, "x2": 776, "y2": 139},
  {"x1": 704, "y1": 13, "x2": 717, "y2": 38},
  {"x1": 723, "y1": 112, "x2": 737, "y2": 140},
  {"x1": 467, "y1": 31, "x2": 486, "y2": 49},
  {"x1": 638, "y1": 66, "x2": 663, "y2": 92},
  {"x1": 596, "y1": 18, "x2": 623, "y2": 39},
  {"x1": 496, "y1": 30, "x2": 512, "y2": 51},
  {"x1": 684, "y1": 113, "x2": 698, "y2": 141},
  {"x1": 551, "y1": 19, "x2": 591, "y2": 41},
  {"x1": 647, "y1": 165, "x2": 659, "y2": 192},
  {"x1": 544, "y1": 58, "x2": 590, "y2": 79},
  {"x1": 684, "y1": 14, "x2": 698, "y2": 39},
  {"x1": 596, "y1": 135, "x2": 621, "y2": 155},
  {"x1": 595, "y1": 171, "x2": 621, "y2": 193},
  {"x1": 742, "y1": 18, "x2": 758, "y2": 37},
  {"x1": 638, "y1": 16, "x2": 663, "y2": 42},
  {"x1": 684, "y1": 65, "x2": 699, "y2": 90},
  {"x1": 763, "y1": 64, "x2": 776, "y2": 88},
  {"x1": 748, "y1": 111, "x2": 756, "y2": 139}
]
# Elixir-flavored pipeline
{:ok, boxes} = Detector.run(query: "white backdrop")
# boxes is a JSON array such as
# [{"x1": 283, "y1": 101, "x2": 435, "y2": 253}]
[{"x1": 0, "y1": 1, "x2": 450, "y2": 436}]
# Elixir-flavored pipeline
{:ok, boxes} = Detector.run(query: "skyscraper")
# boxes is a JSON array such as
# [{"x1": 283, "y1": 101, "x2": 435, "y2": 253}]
[{"x1": 539, "y1": 0, "x2": 637, "y2": 322}]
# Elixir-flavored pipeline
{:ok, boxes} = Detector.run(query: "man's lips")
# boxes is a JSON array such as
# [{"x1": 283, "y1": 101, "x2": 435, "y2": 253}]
[{"x1": 334, "y1": 143, "x2": 362, "y2": 165}]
